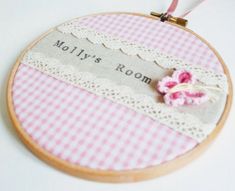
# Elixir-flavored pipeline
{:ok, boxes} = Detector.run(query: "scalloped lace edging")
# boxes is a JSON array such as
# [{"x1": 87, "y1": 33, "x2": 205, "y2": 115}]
[
  {"x1": 57, "y1": 22, "x2": 228, "y2": 93},
  {"x1": 21, "y1": 51, "x2": 218, "y2": 142}
]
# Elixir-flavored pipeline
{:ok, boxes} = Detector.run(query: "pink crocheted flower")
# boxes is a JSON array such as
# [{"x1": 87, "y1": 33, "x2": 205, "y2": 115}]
[{"x1": 157, "y1": 70, "x2": 208, "y2": 107}]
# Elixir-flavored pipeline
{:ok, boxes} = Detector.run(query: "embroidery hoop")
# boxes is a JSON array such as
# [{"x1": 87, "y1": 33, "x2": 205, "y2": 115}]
[{"x1": 7, "y1": 12, "x2": 233, "y2": 182}]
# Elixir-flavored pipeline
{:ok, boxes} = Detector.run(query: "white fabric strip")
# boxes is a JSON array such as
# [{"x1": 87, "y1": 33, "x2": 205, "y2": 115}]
[
  {"x1": 22, "y1": 51, "x2": 216, "y2": 142},
  {"x1": 57, "y1": 23, "x2": 228, "y2": 93}
]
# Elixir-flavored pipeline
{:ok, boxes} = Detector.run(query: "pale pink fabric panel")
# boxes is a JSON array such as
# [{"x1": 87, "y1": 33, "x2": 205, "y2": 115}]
[
  {"x1": 12, "y1": 64, "x2": 198, "y2": 170},
  {"x1": 77, "y1": 14, "x2": 223, "y2": 73}
]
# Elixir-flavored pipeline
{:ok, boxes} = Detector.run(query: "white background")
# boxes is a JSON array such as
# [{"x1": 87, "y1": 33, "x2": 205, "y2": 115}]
[{"x1": 0, "y1": 0, "x2": 235, "y2": 190}]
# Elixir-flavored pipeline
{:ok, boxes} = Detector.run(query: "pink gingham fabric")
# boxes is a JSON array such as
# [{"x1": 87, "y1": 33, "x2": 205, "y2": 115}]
[
  {"x1": 12, "y1": 64, "x2": 197, "y2": 170},
  {"x1": 11, "y1": 14, "x2": 224, "y2": 170},
  {"x1": 78, "y1": 14, "x2": 223, "y2": 73}
]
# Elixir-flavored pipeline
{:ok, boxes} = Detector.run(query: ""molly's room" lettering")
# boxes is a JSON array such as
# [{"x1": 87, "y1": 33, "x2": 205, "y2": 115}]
[{"x1": 52, "y1": 39, "x2": 152, "y2": 85}]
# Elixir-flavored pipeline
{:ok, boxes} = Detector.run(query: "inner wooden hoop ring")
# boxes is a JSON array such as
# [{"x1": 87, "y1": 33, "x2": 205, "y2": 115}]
[{"x1": 6, "y1": 12, "x2": 233, "y2": 183}]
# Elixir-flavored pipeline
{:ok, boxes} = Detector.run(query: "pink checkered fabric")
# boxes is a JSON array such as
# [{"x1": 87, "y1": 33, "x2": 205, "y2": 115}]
[
  {"x1": 12, "y1": 64, "x2": 197, "y2": 170},
  {"x1": 78, "y1": 14, "x2": 223, "y2": 73}
]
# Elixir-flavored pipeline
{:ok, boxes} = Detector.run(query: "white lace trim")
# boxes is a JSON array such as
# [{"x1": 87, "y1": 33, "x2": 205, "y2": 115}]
[
  {"x1": 21, "y1": 51, "x2": 217, "y2": 142},
  {"x1": 57, "y1": 22, "x2": 228, "y2": 93}
]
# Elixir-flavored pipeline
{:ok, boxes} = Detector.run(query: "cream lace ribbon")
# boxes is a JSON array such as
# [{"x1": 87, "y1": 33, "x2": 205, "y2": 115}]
[
  {"x1": 57, "y1": 21, "x2": 228, "y2": 93},
  {"x1": 21, "y1": 51, "x2": 218, "y2": 142}
]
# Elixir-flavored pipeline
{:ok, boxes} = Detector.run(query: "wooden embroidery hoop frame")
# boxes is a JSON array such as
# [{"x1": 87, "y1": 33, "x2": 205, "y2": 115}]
[{"x1": 6, "y1": 12, "x2": 233, "y2": 183}]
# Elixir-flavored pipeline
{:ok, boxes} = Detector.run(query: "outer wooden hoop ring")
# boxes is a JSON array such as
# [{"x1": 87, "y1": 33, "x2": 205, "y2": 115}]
[{"x1": 6, "y1": 12, "x2": 233, "y2": 183}]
